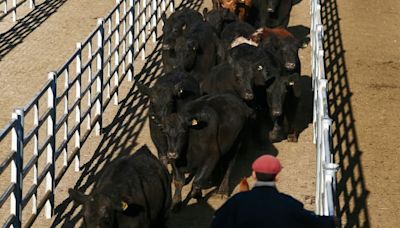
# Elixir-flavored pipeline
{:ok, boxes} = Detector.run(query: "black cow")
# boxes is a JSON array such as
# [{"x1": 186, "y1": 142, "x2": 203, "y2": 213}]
[
  {"x1": 161, "y1": 94, "x2": 252, "y2": 207},
  {"x1": 250, "y1": 27, "x2": 303, "y2": 75},
  {"x1": 137, "y1": 71, "x2": 201, "y2": 166},
  {"x1": 265, "y1": 73, "x2": 302, "y2": 142},
  {"x1": 201, "y1": 60, "x2": 255, "y2": 101},
  {"x1": 203, "y1": 7, "x2": 237, "y2": 37},
  {"x1": 68, "y1": 145, "x2": 171, "y2": 228},
  {"x1": 171, "y1": 20, "x2": 223, "y2": 81},
  {"x1": 161, "y1": 9, "x2": 204, "y2": 73},
  {"x1": 250, "y1": 0, "x2": 293, "y2": 27}
]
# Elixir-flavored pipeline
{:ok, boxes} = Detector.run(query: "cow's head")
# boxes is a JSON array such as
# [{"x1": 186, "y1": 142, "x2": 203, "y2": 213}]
[
  {"x1": 231, "y1": 59, "x2": 255, "y2": 101},
  {"x1": 262, "y1": 33, "x2": 302, "y2": 72},
  {"x1": 69, "y1": 189, "x2": 141, "y2": 228},
  {"x1": 203, "y1": 7, "x2": 237, "y2": 33},
  {"x1": 161, "y1": 13, "x2": 186, "y2": 51},
  {"x1": 137, "y1": 78, "x2": 197, "y2": 124},
  {"x1": 173, "y1": 36, "x2": 199, "y2": 71},
  {"x1": 161, "y1": 111, "x2": 209, "y2": 160},
  {"x1": 266, "y1": 73, "x2": 301, "y2": 119}
]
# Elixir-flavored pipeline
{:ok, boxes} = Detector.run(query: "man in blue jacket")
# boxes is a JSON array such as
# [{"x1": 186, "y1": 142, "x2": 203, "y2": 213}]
[{"x1": 211, "y1": 155, "x2": 338, "y2": 228}]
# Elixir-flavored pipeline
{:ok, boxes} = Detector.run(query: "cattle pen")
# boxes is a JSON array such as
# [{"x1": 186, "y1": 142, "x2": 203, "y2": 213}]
[{"x1": 0, "y1": 0, "x2": 338, "y2": 227}]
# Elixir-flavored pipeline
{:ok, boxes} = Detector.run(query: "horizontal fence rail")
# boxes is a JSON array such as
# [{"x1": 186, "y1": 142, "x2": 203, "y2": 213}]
[
  {"x1": 311, "y1": 0, "x2": 339, "y2": 216},
  {"x1": 0, "y1": 0, "x2": 36, "y2": 22},
  {"x1": 0, "y1": 0, "x2": 174, "y2": 227}
]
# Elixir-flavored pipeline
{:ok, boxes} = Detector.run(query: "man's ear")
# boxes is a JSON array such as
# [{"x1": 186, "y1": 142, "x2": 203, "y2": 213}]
[
  {"x1": 136, "y1": 81, "x2": 151, "y2": 96},
  {"x1": 68, "y1": 188, "x2": 89, "y2": 205}
]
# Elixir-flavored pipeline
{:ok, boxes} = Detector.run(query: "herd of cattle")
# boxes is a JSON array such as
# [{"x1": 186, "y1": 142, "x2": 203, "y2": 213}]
[{"x1": 68, "y1": 0, "x2": 310, "y2": 227}]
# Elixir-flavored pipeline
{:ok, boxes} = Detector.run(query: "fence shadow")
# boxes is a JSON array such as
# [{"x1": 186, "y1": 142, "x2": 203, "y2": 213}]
[
  {"x1": 50, "y1": 0, "x2": 205, "y2": 226},
  {"x1": 0, "y1": 0, "x2": 68, "y2": 60},
  {"x1": 50, "y1": 40, "x2": 164, "y2": 228},
  {"x1": 320, "y1": 0, "x2": 370, "y2": 227}
]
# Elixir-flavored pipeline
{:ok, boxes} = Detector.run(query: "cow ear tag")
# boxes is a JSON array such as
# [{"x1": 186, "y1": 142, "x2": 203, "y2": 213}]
[
  {"x1": 191, "y1": 119, "x2": 198, "y2": 126},
  {"x1": 121, "y1": 201, "x2": 128, "y2": 211},
  {"x1": 179, "y1": 89, "x2": 183, "y2": 94},
  {"x1": 288, "y1": 81, "x2": 295, "y2": 86},
  {"x1": 182, "y1": 24, "x2": 187, "y2": 31},
  {"x1": 257, "y1": 65, "x2": 263, "y2": 71}
]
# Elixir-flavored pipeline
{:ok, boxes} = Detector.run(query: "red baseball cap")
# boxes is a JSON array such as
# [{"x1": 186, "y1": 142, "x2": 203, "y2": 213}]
[{"x1": 252, "y1": 155, "x2": 282, "y2": 175}]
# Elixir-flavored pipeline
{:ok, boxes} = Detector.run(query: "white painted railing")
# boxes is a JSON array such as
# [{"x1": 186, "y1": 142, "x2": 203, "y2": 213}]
[
  {"x1": 0, "y1": 0, "x2": 37, "y2": 22},
  {"x1": 311, "y1": 0, "x2": 338, "y2": 216},
  {"x1": 0, "y1": 0, "x2": 174, "y2": 227}
]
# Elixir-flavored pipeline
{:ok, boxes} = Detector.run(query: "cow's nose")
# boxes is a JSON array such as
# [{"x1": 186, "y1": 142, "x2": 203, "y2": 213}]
[
  {"x1": 272, "y1": 110, "x2": 282, "y2": 117},
  {"x1": 267, "y1": 8, "x2": 274, "y2": 13},
  {"x1": 167, "y1": 152, "x2": 178, "y2": 159},
  {"x1": 244, "y1": 92, "x2": 254, "y2": 101},
  {"x1": 285, "y1": 62, "x2": 296, "y2": 70}
]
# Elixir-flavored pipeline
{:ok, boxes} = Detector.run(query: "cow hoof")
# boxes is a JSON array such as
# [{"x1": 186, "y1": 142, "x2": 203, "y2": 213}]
[{"x1": 287, "y1": 134, "x2": 298, "y2": 142}]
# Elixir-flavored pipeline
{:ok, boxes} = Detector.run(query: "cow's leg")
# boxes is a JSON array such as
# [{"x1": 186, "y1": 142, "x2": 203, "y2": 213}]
[
  {"x1": 269, "y1": 119, "x2": 285, "y2": 142},
  {"x1": 217, "y1": 148, "x2": 240, "y2": 197},
  {"x1": 171, "y1": 162, "x2": 185, "y2": 210},
  {"x1": 183, "y1": 155, "x2": 219, "y2": 205}
]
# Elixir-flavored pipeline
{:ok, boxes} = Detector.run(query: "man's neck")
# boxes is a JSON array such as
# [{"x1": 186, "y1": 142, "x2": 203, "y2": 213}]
[{"x1": 253, "y1": 180, "x2": 276, "y2": 188}]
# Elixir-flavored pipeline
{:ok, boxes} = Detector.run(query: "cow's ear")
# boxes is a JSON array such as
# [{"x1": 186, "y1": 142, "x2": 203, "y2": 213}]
[
  {"x1": 299, "y1": 37, "x2": 310, "y2": 49},
  {"x1": 136, "y1": 81, "x2": 151, "y2": 96},
  {"x1": 68, "y1": 188, "x2": 89, "y2": 205},
  {"x1": 288, "y1": 74, "x2": 302, "y2": 97},
  {"x1": 188, "y1": 117, "x2": 207, "y2": 127}
]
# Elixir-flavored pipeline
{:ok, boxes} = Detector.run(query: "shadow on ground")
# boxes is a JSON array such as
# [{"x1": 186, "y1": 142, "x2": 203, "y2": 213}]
[
  {"x1": 0, "y1": 0, "x2": 68, "y2": 60},
  {"x1": 321, "y1": 0, "x2": 370, "y2": 227}
]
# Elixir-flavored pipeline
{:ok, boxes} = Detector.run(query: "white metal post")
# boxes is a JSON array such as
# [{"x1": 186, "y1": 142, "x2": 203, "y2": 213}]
[
  {"x1": 45, "y1": 72, "x2": 56, "y2": 219},
  {"x1": 96, "y1": 19, "x2": 104, "y2": 135},
  {"x1": 114, "y1": 0, "x2": 121, "y2": 105},
  {"x1": 75, "y1": 43, "x2": 82, "y2": 172},
  {"x1": 87, "y1": 41, "x2": 93, "y2": 131},
  {"x1": 29, "y1": 0, "x2": 35, "y2": 9},
  {"x1": 11, "y1": 109, "x2": 23, "y2": 228},
  {"x1": 63, "y1": 69, "x2": 69, "y2": 167},
  {"x1": 141, "y1": 0, "x2": 146, "y2": 60},
  {"x1": 151, "y1": 0, "x2": 157, "y2": 42},
  {"x1": 32, "y1": 103, "x2": 39, "y2": 215},
  {"x1": 128, "y1": 0, "x2": 134, "y2": 82},
  {"x1": 12, "y1": 0, "x2": 16, "y2": 22}
]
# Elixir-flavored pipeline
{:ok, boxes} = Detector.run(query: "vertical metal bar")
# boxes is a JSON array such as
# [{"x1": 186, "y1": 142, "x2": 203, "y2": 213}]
[
  {"x1": 63, "y1": 69, "x2": 69, "y2": 167},
  {"x1": 3, "y1": 0, "x2": 8, "y2": 14},
  {"x1": 96, "y1": 19, "x2": 104, "y2": 135},
  {"x1": 87, "y1": 41, "x2": 93, "y2": 131},
  {"x1": 127, "y1": 0, "x2": 134, "y2": 82},
  {"x1": 11, "y1": 109, "x2": 23, "y2": 228},
  {"x1": 114, "y1": 1, "x2": 121, "y2": 105},
  {"x1": 151, "y1": 0, "x2": 156, "y2": 42},
  {"x1": 169, "y1": 0, "x2": 174, "y2": 12},
  {"x1": 106, "y1": 18, "x2": 112, "y2": 101},
  {"x1": 12, "y1": 0, "x2": 16, "y2": 22},
  {"x1": 45, "y1": 72, "x2": 56, "y2": 219},
  {"x1": 135, "y1": 1, "x2": 139, "y2": 56},
  {"x1": 32, "y1": 102, "x2": 39, "y2": 215},
  {"x1": 141, "y1": 0, "x2": 146, "y2": 60},
  {"x1": 75, "y1": 43, "x2": 82, "y2": 172},
  {"x1": 122, "y1": 0, "x2": 127, "y2": 78},
  {"x1": 162, "y1": 0, "x2": 166, "y2": 12},
  {"x1": 29, "y1": 0, "x2": 35, "y2": 9}
]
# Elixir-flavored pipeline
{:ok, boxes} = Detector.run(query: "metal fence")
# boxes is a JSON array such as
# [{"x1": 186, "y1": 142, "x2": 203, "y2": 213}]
[
  {"x1": 311, "y1": 0, "x2": 338, "y2": 216},
  {"x1": 0, "y1": 0, "x2": 174, "y2": 227},
  {"x1": 0, "y1": 0, "x2": 38, "y2": 22}
]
